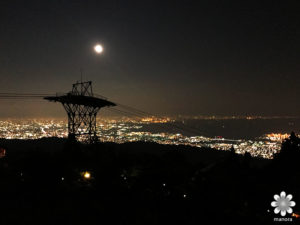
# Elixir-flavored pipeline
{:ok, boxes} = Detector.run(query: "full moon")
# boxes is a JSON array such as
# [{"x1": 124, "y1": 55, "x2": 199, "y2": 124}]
[{"x1": 94, "y1": 44, "x2": 103, "y2": 53}]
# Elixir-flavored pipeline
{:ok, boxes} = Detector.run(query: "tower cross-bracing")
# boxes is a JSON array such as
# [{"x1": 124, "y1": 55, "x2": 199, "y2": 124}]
[{"x1": 45, "y1": 81, "x2": 115, "y2": 142}]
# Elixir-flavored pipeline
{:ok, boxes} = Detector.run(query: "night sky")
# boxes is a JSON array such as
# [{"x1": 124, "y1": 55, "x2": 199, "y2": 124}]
[{"x1": 0, "y1": 0, "x2": 300, "y2": 117}]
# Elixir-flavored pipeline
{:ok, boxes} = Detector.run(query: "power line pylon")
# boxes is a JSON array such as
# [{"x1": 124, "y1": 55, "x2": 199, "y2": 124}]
[{"x1": 45, "y1": 81, "x2": 115, "y2": 143}]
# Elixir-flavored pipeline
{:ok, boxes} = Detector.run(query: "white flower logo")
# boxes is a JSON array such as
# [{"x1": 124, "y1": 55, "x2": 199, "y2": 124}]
[{"x1": 271, "y1": 191, "x2": 296, "y2": 216}]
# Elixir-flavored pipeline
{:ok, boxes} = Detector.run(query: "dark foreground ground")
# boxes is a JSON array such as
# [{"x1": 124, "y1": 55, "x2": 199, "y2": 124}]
[{"x1": 0, "y1": 135, "x2": 300, "y2": 225}]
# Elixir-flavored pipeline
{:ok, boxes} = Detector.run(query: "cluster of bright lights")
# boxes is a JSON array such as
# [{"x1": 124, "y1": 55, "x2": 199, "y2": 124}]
[
  {"x1": 266, "y1": 133, "x2": 290, "y2": 141},
  {"x1": 0, "y1": 119, "x2": 291, "y2": 159}
]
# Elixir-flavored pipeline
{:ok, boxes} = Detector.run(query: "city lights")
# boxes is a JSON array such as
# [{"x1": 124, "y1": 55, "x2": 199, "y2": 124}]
[{"x1": 0, "y1": 119, "x2": 292, "y2": 159}]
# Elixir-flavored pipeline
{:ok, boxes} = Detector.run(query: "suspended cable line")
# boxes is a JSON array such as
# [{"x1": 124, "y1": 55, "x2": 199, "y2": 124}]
[
  {"x1": 0, "y1": 91, "x2": 204, "y2": 136},
  {"x1": 106, "y1": 105, "x2": 203, "y2": 136}
]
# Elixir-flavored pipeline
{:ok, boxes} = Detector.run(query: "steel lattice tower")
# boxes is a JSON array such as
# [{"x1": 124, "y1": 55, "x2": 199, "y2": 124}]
[{"x1": 45, "y1": 81, "x2": 115, "y2": 143}]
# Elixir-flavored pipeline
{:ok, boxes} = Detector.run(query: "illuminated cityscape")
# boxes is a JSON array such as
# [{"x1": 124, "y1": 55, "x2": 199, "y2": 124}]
[
  {"x1": 1, "y1": 1, "x2": 300, "y2": 223},
  {"x1": 0, "y1": 118, "x2": 291, "y2": 159}
]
